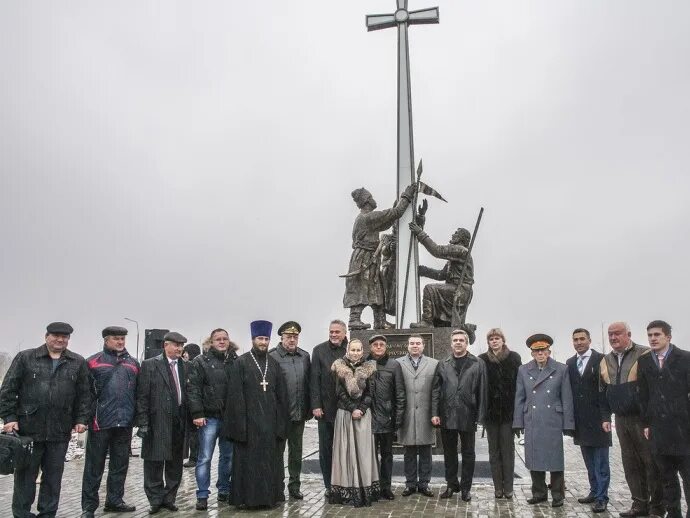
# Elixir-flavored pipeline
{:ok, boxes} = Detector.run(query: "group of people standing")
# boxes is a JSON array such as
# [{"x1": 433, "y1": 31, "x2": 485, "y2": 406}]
[{"x1": 0, "y1": 318, "x2": 688, "y2": 518}]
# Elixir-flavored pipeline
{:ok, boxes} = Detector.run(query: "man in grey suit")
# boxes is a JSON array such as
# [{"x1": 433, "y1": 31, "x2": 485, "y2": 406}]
[
  {"x1": 136, "y1": 332, "x2": 189, "y2": 515},
  {"x1": 397, "y1": 334, "x2": 439, "y2": 497},
  {"x1": 514, "y1": 333, "x2": 575, "y2": 508}
]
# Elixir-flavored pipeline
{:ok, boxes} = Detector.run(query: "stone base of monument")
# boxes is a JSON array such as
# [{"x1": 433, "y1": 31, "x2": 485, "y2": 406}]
[{"x1": 351, "y1": 326, "x2": 454, "y2": 455}]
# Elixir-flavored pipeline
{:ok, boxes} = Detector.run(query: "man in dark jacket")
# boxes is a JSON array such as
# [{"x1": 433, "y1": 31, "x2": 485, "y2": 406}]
[
  {"x1": 567, "y1": 328, "x2": 611, "y2": 513},
  {"x1": 0, "y1": 322, "x2": 91, "y2": 518},
  {"x1": 182, "y1": 342, "x2": 201, "y2": 468},
  {"x1": 187, "y1": 328, "x2": 234, "y2": 510},
  {"x1": 432, "y1": 328, "x2": 487, "y2": 502},
  {"x1": 269, "y1": 321, "x2": 311, "y2": 500},
  {"x1": 81, "y1": 326, "x2": 140, "y2": 517},
  {"x1": 367, "y1": 334, "x2": 406, "y2": 500},
  {"x1": 638, "y1": 320, "x2": 690, "y2": 518},
  {"x1": 136, "y1": 331, "x2": 188, "y2": 514},
  {"x1": 600, "y1": 321, "x2": 663, "y2": 517},
  {"x1": 310, "y1": 319, "x2": 347, "y2": 497}
]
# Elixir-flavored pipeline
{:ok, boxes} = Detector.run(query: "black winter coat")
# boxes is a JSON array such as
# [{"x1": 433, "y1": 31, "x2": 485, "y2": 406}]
[
  {"x1": 187, "y1": 348, "x2": 232, "y2": 420},
  {"x1": 367, "y1": 353, "x2": 406, "y2": 434},
  {"x1": 478, "y1": 350, "x2": 521, "y2": 424},
  {"x1": 332, "y1": 358, "x2": 376, "y2": 414},
  {"x1": 136, "y1": 354, "x2": 188, "y2": 461},
  {"x1": 269, "y1": 344, "x2": 311, "y2": 422},
  {"x1": 567, "y1": 350, "x2": 611, "y2": 447},
  {"x1": 86, "y1": 347, "x2": 139, "y2": 431},
  {"x1": 638, "y1": 345, "x2": 690, "y2": 456},
  {"x1": 310, "y1": 339, "x2": 347, "y2": 422},
  {"x1": 431, "y1": 353, "x2": 487, "y2": 431},
  {"x1": 0, "y1": 345, "x2": 91, "y2": 442}
]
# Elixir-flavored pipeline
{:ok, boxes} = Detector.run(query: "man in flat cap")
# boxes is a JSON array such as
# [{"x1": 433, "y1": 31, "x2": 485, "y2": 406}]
[
  {"x1": 187, "y1": 328, "x2": 235, "y2": 510},
  {"x1": 223, "y1": 320, "x2": 288, "y2": 509},
  {"x1": 0, "y1": 322, "x2": 91, "y2": 518},
  {"x1": 513, "y1": 334, "x2": 575, "y2": 507},
  {"x1": 136, "y1": 331, "x2": 189, "y2": 514},
  {"x1": 367, "y1": 333, "x2": 406, "y2": 499},
  {"x1": 269, "y1": 321, "x2": 311, "y2": 500},
  {"x1": 80, "y1": 326, "x2": 140, "y2": 517},
  {"x1": 431, "y1": 328, "x2": 487, "y2": 501},
  {"x1": 344, "y1": 184, "x2": 417, "y2": 330}
]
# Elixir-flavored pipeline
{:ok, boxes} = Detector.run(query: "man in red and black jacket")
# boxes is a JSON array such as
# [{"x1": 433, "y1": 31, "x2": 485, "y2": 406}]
[{"x1": 80, "y1": 326, "x2": 140, "y2": 517}]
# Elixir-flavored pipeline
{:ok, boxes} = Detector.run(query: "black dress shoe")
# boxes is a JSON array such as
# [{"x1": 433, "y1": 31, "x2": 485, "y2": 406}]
[
  {"x1": 218, "y1": 493, "x2": 229, "y2": 502},
  {"x1": 289, "y1": 490, "x2": 304, "y2": 500},
  {"x1": 418, "y1": 487, "x2": 434, "y2": 497},
  {"x1": 593, "y1": 501, "x2": 608, "y2": 513},
  {"x1": 461, "y1": 490, "x2": 472, "y2": 502},
  {"x1": 148, "y1": 506, "x2": 161, "y2": 515},
  {"x1": 578, "y1": 495, "x2": 597, "y2": 504},
  {"x1": 504, "y1": 491, "x2": 514, "y2": 499},
  {"x1": 552, "y1": 499, "x2": 564, "y2": 508},
  {"x1": 440, "y1": 487, "x2": 459, "y2": 499},
  {"x1": 527, "y1": 496, "x2": 548, "y2": 505},
  {"x1": 620, "y1": 507, "x2": 649, "y2": 517},
  {"x1": 402, "y1": 487, "x2": 416, "y2": 497},
  {"x1": 196, "y1": 498, "x2": 208, "y2": 511},
  {"x1": 104, "y1": 502, "x2": 136, "y2": 512},
  {"x1": 183, "y1": 460, "x2": 196, "y2": 468},
  {"x1": 161, "y1": 502, "x2": 178, "y2": 511},
  {"x1": 381, "y1": 488, "x2": 395, "y2": 500}
]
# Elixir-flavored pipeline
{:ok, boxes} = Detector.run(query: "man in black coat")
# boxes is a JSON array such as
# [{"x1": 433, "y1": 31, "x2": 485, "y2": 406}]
[
  {"x1": 566, "y1": 328, "x2": 611, "y2": 513},
  {"x1": 432, "y1": 328, "x2": 487, "y2": 502},
  {"x1": 367, "y1": 334, "x2": 406, "y2": 500},
  {"x1": 136, "y1": 331, "x2": 188, "y2": 515},
  {"x1": 0, "y1": 322, "x2": 91, "y2": 518},
  {"x1": 638, "y1": 320, "x2": 690, "y2": 518},
  {"x1": 269, "y1": 321, "x2": 311, "y2": 500},
  {"x1": 309, "y1": 319, "x2": 347, "y2": 497}
]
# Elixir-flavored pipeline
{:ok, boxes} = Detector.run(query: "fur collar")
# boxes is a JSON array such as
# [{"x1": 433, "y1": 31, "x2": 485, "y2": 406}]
[
  {"x1": 332, "y1": 358, "x2": 376, "y2": 399},
  {"x1": 486, "y1": 345, "x2": 511, "y2": 363}
]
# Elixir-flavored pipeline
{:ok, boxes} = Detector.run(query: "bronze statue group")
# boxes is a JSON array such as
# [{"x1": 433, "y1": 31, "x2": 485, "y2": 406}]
[{"x1": 0, "y1": 319, "x2": 688, "y2": 518}]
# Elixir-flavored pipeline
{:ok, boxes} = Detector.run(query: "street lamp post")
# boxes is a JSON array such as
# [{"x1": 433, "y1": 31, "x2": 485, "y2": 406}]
[{"x1": 124, "y1": 317, "x2": 140, "y2": 361}]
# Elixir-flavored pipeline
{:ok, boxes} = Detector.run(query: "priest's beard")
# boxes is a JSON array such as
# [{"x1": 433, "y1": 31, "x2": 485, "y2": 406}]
[{"x1": 251, "y1": 345, "x2": 267, "y2": 357}]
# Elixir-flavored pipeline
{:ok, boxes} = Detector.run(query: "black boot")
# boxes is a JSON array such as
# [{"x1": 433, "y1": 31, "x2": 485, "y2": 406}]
[
  {"x1": 348, "y1": 305, "x2": 371, "y2": 330},
  {"x1": 372, "y1": 306, "x2": 394, "y2": 329}
]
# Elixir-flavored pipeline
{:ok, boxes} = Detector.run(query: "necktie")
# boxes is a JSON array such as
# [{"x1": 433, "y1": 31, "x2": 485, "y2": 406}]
[
  {"x1": 577, "y1": 356, "x2": 584, "y2": 375},
  {"x1": 657, "y1": 354, "x2": 664, "y2": 370},
  {"x1": 170, "y1": 361, "x2": 181, "y2": 405}
]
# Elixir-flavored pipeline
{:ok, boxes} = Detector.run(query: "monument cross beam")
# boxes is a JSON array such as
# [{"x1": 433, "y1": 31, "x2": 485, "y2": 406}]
[{"x1": 365, "y1": 1, "x2": 439, "y2": 328}]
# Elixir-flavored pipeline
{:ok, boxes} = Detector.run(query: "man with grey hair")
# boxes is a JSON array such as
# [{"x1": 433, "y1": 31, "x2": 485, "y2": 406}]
[
  {"x1": 432, "y1": 328, "x2": 487, "y2": 501},
  {"x1": 600, "y1": 322, "x2": 662, "y2": 517},
  {"x1": 397, "y1": 333, "x2": 438, "y2": 497},
  {"x1": 343, "y1": 184, "x2": 416, "y2": 330}
]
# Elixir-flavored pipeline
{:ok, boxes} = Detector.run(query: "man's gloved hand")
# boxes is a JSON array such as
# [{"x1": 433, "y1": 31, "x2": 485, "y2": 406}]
[
  {"x1": 563, "y1": 429, "x2": 575, "y2": 438},
  {"x1": 136, "y1": 426, "x2": 149, "y2": 439},
  {"x1": 512, "y1": 428, "x2": 523, "y2": 438},
  {"x1": 409, "y1": 222, "x2": 423, "y2": 236}
]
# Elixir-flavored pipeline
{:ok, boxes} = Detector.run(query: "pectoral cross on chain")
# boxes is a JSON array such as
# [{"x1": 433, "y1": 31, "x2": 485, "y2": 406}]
[{"x1": 260, "y1": 379, "x2": 269, "y2": 392}]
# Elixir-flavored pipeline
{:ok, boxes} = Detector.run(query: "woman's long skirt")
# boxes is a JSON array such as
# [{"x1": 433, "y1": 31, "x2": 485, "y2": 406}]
[{"x1": 330, "y1": 408, "x2": 381, "y2": 507}]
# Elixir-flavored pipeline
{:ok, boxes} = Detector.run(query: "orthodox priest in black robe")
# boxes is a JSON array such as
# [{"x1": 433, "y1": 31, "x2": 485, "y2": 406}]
[{"x1": 222, "y1": 320, "x2": 288, "y2": 508}]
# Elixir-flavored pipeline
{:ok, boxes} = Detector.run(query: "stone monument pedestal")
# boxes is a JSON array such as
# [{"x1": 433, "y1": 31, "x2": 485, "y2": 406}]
[{"x1": 350, "y1": 326, "x2": 455, "y2": 454}]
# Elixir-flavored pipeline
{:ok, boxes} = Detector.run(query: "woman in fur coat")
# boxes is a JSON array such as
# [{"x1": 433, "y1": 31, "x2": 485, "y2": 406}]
[
  {"x1": 330, "y1": 339, "x2": 379, "y2": 507},
  {"x1": 478, "y1": 328, "x2": 522, "y2": 499}
]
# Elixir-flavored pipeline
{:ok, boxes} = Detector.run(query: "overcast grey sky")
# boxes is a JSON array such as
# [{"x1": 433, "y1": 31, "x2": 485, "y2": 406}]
[{"x1": 2, "y1": 1, "x2": 689, "y2": 362}]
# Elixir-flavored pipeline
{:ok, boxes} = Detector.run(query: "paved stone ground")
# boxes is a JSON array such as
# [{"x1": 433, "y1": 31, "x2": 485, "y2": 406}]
[{"x1": 1, "y1": 423, "x2": 687, "y2": 517}]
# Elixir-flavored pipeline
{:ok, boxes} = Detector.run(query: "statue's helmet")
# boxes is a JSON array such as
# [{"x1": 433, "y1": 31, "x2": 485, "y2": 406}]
[{"x1": 351, "y1": 187, "x2": 373, "y2": 209}]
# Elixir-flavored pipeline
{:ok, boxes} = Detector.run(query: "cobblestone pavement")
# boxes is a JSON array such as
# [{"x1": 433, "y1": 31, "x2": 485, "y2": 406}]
[{"x1": 1, "y1": 423, "x2": 687, "y2": 517}]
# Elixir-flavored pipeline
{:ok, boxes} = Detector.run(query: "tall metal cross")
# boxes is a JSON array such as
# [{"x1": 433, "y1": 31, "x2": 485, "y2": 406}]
[{"x1": 366, "y1": 1, "x2": 439, "y2": 328}]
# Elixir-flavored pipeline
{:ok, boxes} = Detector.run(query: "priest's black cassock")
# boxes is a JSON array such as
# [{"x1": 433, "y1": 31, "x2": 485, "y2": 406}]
[{"x1": 223, "y1": 347, "x2": 288, "y2": 507}]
